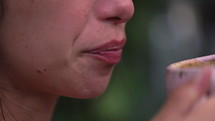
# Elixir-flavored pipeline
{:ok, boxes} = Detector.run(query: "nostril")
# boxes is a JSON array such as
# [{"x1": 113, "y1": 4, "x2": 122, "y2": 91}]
[
  {"x1": 106, "y1": 17, "x2": 122, "y2": 23},
  {"x1": 107, "y1": 17, "x2": 121, "y2": 21}
]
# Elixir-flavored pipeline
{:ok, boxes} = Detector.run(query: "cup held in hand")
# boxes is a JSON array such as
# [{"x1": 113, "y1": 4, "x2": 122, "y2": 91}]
[{"x1": 166, "y1": 55, "x2": 215, "y2": 96}]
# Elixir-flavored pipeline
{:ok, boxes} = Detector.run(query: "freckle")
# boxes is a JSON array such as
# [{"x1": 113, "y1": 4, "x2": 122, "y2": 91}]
[
  {"x1": 36, "y1": 69, "x2": 42, "y2": 74},
  {"x1": 31, "y1": 0, "x2": 35, "y2": 3},
  {"x1": 25, "y1": 45, "x2": 28, "y2": 49},
  {"x1": 43, "y1": 69, "x2": 47, "y2": 72},
  {"x1": 6, "y1": 63, "x2": 10, "y2": 67}
]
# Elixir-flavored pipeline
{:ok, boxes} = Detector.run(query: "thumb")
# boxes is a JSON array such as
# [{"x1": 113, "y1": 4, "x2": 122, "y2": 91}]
[{"x1": 153, "y1": 66, "x2": 212, "y2": 120}]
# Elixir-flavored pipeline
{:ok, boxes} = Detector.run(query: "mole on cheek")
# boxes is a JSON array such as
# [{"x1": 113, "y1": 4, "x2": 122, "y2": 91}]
[{"x1": 36, "y1": 69, "x2": 42, "y2": 74}]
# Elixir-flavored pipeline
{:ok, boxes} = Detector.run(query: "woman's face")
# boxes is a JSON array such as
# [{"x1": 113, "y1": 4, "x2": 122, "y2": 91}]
[{"x1": 0, "y1": 0, "x2": 134, "y2": 98}]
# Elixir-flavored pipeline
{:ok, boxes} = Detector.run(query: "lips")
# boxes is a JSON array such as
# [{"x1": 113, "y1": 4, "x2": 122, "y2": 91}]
[{"x1": 83, "y1": 39, "x2": 126, "y2": 64}]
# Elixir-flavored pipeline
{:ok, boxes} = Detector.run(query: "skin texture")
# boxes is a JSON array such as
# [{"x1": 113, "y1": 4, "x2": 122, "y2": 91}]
[
  {"x1": 1, "y1": 1, "x2": 215, "y2": 121},
  {"x1": 0, "y1": 0, "x2": 134, "y2": 121},
  {"x1": 0, "y1": 0, "x2": 134, "y2": 98}
]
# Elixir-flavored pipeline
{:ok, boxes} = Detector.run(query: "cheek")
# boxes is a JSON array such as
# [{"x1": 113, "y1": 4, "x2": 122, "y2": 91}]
[
  {"x1": 3, "y1": 0, "x2": 90, "y2": 46},
  {"x1": 0, "y1": 1, "x2": 90, "y2": 91},
  {"x1": 0, "y1": 0, "x2": 91, "y2": 68},
  {"x1": 0, "y1": 0, "x2": 112, "y2": 98}
]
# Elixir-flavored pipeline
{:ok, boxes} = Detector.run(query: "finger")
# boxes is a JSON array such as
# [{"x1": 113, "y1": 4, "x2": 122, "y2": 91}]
[
  {"x1": 153, "y1": 66, "x2": 212, "y2": 121},
  {"x1": 185, "y1": 96, "x2": 215, "y2": 121},
  {"x1": 167, "y1": 66, "x2": 212, "y2": 114}
]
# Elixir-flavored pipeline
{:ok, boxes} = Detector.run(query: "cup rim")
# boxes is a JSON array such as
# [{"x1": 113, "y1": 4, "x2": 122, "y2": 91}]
[{"x1": 167, "y1": 54, "x2": 215, "y2": 71}]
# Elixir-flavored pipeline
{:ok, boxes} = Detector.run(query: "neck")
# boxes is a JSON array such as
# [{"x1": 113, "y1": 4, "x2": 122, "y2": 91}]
[{"x1": 0, "y1": 79, "x2": 59, "y2": 121}]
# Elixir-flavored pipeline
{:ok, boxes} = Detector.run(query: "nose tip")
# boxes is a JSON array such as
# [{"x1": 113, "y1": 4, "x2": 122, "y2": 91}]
[{"x1": 95, "y1": 0, "x2": 134, "y2": 24}]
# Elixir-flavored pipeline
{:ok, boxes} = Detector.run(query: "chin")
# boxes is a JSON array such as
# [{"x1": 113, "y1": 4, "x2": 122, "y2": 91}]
[
  {"x1": 42, "y1": 55, "x2": 116, "y2": 99},
  {"x1": 77, "y1": 78, "x2": 111, "y2": 99},
  {"x1": 64, "y1": 83, "x2": 109, "y2": 99},
  {"x1": 58, "y1": 71, "x2": 113, "y2": 99},
  {"x1": 73, "y1": 87, "x2": 107, "y2": 99},
  {"x1": 65, "y1": 60, "x2": 115, "y2": 99}
]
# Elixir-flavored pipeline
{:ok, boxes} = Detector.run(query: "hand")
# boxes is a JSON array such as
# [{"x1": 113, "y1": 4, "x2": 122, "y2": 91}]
[{"x1": 151, "y1": 67, "x2": 215, "y2": 121}]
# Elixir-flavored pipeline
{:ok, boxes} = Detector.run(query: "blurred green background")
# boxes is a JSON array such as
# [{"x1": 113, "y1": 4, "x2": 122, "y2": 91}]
[{"x1": 53, "y1": 0, "x2": 215, "y2": 121}]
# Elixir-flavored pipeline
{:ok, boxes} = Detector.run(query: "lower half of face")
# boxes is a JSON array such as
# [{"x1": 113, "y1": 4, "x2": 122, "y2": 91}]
[
  {"x1": 0, "y1": 20, "x2": 123, "y2": 98},
  {"x1": 1, "y1": 47, "x2": 115, "y2": 98},
  {"x1": 0, "y1": 0, "x2": 131, "y2": 98}
]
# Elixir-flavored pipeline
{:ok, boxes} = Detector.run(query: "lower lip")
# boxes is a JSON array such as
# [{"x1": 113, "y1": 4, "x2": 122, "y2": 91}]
[{"x1": 85, "y1": 49, "x2": 123, "y2": 64}]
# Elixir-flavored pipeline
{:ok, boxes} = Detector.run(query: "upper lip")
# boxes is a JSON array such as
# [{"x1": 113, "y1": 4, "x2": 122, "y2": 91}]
[{"x1": 83, "y1": 39, "x2": 126, "y2": 54}]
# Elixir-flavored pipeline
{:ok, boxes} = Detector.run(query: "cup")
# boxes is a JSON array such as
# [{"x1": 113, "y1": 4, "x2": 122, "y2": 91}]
[{"x1": 166, "y1": 54, "x2": 215, "y2": 96}]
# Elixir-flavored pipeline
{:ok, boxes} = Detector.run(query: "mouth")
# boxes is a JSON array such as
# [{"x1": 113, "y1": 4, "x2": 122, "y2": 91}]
[{"x1": 83, "y1": 39, "x2": 126, "y2": 64}]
